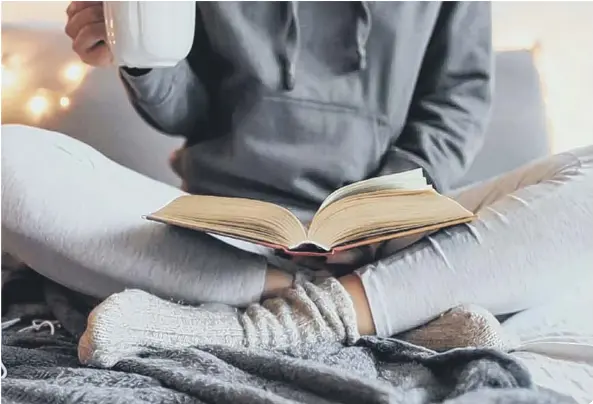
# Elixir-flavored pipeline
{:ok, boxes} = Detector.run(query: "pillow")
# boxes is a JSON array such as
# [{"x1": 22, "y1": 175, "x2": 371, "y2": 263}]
[{"x1": 453, "y1": 49, "x2": 551, "y2": 189}]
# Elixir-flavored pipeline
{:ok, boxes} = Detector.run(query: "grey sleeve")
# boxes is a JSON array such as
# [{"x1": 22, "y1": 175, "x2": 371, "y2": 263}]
[
  {"x1": 119, "y1": 60, "x2": 209, "y2": 138},
  {"x1": 379, "y1": 2, "x2": 493, "y2": 192}
]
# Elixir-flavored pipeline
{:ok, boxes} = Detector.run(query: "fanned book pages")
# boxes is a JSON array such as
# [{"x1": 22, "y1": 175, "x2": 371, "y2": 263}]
[{"x1": 145, "y1": 169, "x2": 475, "y2": 256}]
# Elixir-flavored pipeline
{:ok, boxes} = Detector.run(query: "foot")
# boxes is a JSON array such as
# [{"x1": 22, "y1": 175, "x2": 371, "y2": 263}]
[
  {"x1": 399, "y1": 304, "x2": 519, "y2": 352},
  {"x1": 78, "y1": 289, "x2": 246, "y2": 368},
  {"x1": 79, "y1": 278, "x2": 360, "y2": 368}
]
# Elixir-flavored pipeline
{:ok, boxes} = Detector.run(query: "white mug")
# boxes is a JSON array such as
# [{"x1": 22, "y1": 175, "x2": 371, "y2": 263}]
[{"x1": 103, "y1": 1, "x2": 196, "y2": 68}]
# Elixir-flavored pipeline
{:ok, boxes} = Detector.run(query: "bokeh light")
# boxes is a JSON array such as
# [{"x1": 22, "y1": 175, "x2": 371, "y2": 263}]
[
  {"x1": 59, "y1": 96, "x2": 70, "y2": 108},
  {"x1": 1, "y1": 64, "x2": 18, "y2": 90},
  {"x1": 27, "y1": 95, "x2": 49, "y2": 117},
  {"x1": 63, "y1": 63, "x2": 85, "y2": 83}
]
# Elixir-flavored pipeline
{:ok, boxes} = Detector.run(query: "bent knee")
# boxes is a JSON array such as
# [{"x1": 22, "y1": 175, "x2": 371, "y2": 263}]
[
  {"x1": 3, "y1": 125, "x2": 64, "y2": 170},
  {"x1": 1, "y1": 126, "x2": 88, "y2": 226},
  {"x1": 1, "y1": 124, "x2": 88, "y2": 154},
  {"x1": 1, "y1": 125, "x2": 96, "y2": 176},
  {"x1": 566, "y1": 144, "x2": 593, "y2": 169},
  {"x1": 2, "y1": 124, "x2": 57, "y2": 149},
  {"x1": 2, "y1": 125, "x2": 51, "y2": 185}
]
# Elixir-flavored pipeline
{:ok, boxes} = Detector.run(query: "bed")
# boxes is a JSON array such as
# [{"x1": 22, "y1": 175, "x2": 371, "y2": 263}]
[
  {"x1": 502, "y1": 284, "x2": 593, "y2": 403},
  {"x1": 0, "y1": 261, "x2": 582, "y2": 404},
  {"x1": 2, "y1": 24, "x2": 592, "y2": 404}
]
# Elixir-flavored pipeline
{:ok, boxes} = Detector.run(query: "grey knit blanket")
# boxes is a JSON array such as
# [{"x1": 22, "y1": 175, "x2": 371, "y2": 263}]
[{"x1": 1, "y1": 263, "x2": 573, "y2": 404}]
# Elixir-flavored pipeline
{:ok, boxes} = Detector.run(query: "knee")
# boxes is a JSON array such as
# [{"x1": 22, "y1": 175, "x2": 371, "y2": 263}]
[
  {"x1": 1, "y1": 125, "x2": 72, "y2": 220},
  {"x1": 567, "y1": 144, "x2": 593, "y2": 168},
  {"x1": 2, "y1": 124, "x2": 52, "y2": 148},
  {"x1": 2, "y1": 124, "x2": 92, "y2": 148},
  {"x1": 1, "y1": 125, "x2": 88, "y2": 174},
  {"x1": 2, "y1": 125, "x2": 57, "y2": 168},
  {"x1": 2, "y1": 125, "x2": 46, "y2": 186}
]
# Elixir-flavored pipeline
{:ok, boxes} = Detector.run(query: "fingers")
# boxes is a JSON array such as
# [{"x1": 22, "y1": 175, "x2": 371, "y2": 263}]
[
  {"x1": 169, "y1": 149, "x2": 185, "y2": 178},
  {"x1": 81, "y1": 42, "x2": 113, "y2": 67},
  {"x1": 73, "y1": 23, "x2": 112, "y2": 66},
  {"x1": 326, "y1": 245, "x2": 378, "y2": 265},
  {"x1": 66, "y1": 1, "x2": 101, "y2": 18},
  {"x1": 65, "y1": 3, "x2": 104, "y2": 40},
  {"x1": 66, "y1": 1, "x2": 112, "y2": 67}
]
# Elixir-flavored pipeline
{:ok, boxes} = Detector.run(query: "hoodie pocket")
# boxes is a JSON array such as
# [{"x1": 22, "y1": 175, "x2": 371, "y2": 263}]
[{"x1": 229, "y1": 95, "x2": 392, "y2": 201}]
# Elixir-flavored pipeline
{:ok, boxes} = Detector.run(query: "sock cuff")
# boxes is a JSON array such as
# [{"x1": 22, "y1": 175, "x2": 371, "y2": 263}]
[{"x1": 303, "y1": 278, "x2": 361, "y2": 345}]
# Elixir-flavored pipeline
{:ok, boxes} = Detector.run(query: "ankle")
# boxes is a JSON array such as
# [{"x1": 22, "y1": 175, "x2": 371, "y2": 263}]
[
  {"x1": 262, "y1": 266, "x2": 294, "y2": 298},
  {"x1": 338, "y1": 274, "x2": 376, "y2": 336}
]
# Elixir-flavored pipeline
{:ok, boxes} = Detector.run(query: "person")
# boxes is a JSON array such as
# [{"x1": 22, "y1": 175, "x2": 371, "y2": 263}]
[{"x1": 1, "y1": 1, "x2": 592, "y2": 370}]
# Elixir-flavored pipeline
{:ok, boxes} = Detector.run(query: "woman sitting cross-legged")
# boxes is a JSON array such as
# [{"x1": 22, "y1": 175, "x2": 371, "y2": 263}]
[{"x1": 2, "y1": 1, "x2": 592, "y2": 370}]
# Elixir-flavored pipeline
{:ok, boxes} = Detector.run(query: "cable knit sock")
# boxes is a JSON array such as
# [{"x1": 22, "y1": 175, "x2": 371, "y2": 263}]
[
  {"x1": 78, "y1": 278, "x2": 360, "y2": 368},
  {"x1": 399, "y1": 304, "x2": 519, "y2": 352}
]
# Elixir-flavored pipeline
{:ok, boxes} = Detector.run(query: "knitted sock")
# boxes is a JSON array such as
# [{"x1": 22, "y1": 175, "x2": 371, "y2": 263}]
[
  {"x1": 399, "y1": 304, "x2": 519, "y2": 352},
  {"x1": 78, "y1": 278, "x2": 360, "y2": 368}
]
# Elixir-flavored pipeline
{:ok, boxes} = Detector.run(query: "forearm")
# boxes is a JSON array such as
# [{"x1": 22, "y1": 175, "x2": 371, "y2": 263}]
[
  {"x1": 379, "y1": 2, "x2": 493, "y2": 192},
  {"x1": 119, "y1": 60, "x2": 209, "y2": 137}
]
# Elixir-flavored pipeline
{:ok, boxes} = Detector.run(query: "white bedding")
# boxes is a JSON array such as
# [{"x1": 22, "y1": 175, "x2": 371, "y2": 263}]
[{"x1": 504, "y1": 285, "x2": 593, "y2": 404}]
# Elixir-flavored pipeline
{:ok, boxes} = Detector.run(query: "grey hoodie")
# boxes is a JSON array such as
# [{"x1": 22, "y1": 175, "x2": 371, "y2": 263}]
[{"x1": 121, "y1": 1, "x2": 492, "y2": 220}]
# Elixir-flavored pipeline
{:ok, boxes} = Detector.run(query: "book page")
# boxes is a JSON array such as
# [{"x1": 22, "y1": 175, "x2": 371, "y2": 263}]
[
  {"x1": 308, "y1": 190, "x2": 474, "y2": 248},
  {"x1": 318, "y1": 168, "x2": 431, "y2": 211},
  {"x1": 146, "y1": 195, "x2": 308, "y2": 248}
]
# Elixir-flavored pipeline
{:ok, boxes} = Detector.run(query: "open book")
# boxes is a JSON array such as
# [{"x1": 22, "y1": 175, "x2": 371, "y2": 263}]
[{"x1": 146, "y1": 169, "x2": 475, "y2": 256}]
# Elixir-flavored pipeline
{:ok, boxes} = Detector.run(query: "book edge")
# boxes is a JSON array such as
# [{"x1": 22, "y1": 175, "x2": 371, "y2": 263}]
[{"x1": 331, "y1": 215, "x2": 475, "y2": 252}]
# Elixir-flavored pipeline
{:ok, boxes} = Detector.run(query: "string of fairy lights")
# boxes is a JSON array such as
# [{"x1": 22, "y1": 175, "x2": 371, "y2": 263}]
[{"x1": 1, "y1": 52, "x2": 88, "y2": 123}]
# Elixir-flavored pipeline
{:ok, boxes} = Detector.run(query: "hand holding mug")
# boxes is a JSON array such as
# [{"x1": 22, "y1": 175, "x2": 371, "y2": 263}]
[
  {"x1": 65, "y1": 1, "x2": 113, "y2": 67},
  {"x1": 66, "y1": 1, "x2": 195, "y2": 68}
]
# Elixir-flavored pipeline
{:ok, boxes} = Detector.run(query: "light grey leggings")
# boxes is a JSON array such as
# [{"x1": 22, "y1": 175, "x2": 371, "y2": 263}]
[{"x1": 2, "y1": 124, "x2": 593, "y2": 338}]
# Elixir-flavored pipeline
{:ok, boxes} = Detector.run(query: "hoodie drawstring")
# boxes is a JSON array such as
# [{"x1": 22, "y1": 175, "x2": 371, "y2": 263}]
[
  {"x1": 354, "y1": 1, "x2": 371, "y2": 71},
  {"x1": 281, "y1": 1, "x2": 300, "y2": 91},
  {"x1": 279, "y1": 1, "x2": 371, "y2": 91}
]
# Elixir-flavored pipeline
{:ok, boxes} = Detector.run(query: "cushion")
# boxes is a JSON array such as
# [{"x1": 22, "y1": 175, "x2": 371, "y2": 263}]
[{"x1": 453, "y1": 49, "x2": 551, "y2": 188}]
